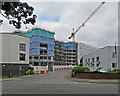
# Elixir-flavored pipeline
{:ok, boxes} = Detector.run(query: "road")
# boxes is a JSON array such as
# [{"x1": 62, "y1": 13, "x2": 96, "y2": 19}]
[{"x1": 2, "y1": 70, "x2": 118, "y2": 94}]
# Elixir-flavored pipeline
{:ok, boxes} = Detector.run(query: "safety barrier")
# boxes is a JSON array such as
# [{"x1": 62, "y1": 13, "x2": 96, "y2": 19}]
[
  {"x1": 34, "y1": 65, "x2": 76, "y2": 74},
  {"x1": 34, "y1": 65, "x2": 48, "y2": 74},
  {"x1": 53, "y1": 65, "x2": 75, "y2": 71}
]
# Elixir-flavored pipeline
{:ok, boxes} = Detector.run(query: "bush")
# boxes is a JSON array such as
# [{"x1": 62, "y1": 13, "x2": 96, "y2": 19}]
[
  {"x1": 82, "y1": 67, "x2": 90, "y2": 72},
  {"x1": 31, "y1": 70, "x2": 34, "y2": 74},
  {"x1": 93, "y1": 71, "x2": 102, "y2": 73},
  {"x1": 107, "y1": 68, "x2": 120, "y2": 73},
  {"x1": 112, "y1": 68, "x2": 120, "y2": 72},
  {"x1": 72, "y1": 66, "x2": 90, "y2": 73},
  {"x1": 25, "y1": 70, "x2": 31, "y2": 75}
]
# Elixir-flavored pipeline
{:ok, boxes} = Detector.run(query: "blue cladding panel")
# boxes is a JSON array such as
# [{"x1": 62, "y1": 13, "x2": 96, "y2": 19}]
[
  {"x1": 48, "y1": 44, "x2": 54, "y2": 50},
  {"x1": 55, "y1": 45, "x2": 59, "y2": 47},
  {"x1": 61, "y1": 46, "x2": 65, "y2": 49},
  {"x1": 64, "y1": 42, "x2": 77, "y2": 50},
  {"x1": 48, "y1": 50, "x2": 54, "y2": 56},
  {"x1": 65, "y1": 46, "x2": 76, "y2": 50},
  {"x1": 29, "y1": 49, "x2": 40, "y2": 55},
  {"x1": 30, "y1": 42, "x2": 40, "y2": 48},
  {"x1": 65, "y1": 43, "x2": 76, "y2": 46},
  {"x1": 30, "y1": 35, "x2": 54, "y2": 44}
]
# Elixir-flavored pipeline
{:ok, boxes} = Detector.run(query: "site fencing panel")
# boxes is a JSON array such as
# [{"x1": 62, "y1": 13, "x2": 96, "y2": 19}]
[
  {"x1": 34, "y1": 65, "x2": 48, "y2": 74},
  {"x1": 53, "y1": 65, "x2": 76, "y2": 71}
]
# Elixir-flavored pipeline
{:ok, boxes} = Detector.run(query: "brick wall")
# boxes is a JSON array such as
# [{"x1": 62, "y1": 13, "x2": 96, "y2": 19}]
[{"x1": 73, "y1": 72, "x2": 120, "y2": 79}]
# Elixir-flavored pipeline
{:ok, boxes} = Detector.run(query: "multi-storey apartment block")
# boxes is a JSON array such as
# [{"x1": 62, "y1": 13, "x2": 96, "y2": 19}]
[
  {"x1": 54, "y1": 40, "x2": 66, "y2": 65},
  {"x1": 21, "y1": 28, "x2": 55, "y2": 71},
  {"x1": 54, "y1": 41, "x2": 78, "y2": 66}
]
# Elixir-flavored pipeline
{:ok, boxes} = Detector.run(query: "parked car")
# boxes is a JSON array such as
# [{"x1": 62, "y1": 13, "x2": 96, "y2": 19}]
[
  {"x1": 96, "y1": 67, "x2": 103, "y2": 71},
  {"x1": 99, "y1": 68, "x2": 109, "y2": 72}
]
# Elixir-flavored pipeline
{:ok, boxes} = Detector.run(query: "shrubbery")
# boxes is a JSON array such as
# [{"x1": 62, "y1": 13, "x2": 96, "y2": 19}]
[
  {"x1": 25, "y1": 70, "x2": 34, "y2": 75},
  {"x1": 72, "y1": 66, "x2": 90, "y2": 73},
  {"x1": 72, "y1": 66, "x2": 120, "y2": 74},
  {"x1": 31, "y1": 70, "x2": 34, "y2": 74},
  {"x1": 112, "y1": 68, "x2": 120, "y2": 72},
  {"x1": 93, "y1": 70, "x2": 102, "y2": 73},
  {"x1": 25, "y1": 70, "x2": 31, "y2": 75},
  {"x1": 106, "y1": 68, "x2": 120, "y2": 73}
]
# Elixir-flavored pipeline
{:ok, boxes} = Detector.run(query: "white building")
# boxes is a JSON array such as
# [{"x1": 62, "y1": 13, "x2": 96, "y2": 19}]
[
  {"x1": 83, "y1": 46, "x2": 118, "y2": 71},
  {"x1": 0, "y1": 33, "x2": 29, "y2": 76},
  {"x1": 77, "y1": 42, "x2": 99, "y2": 65}
]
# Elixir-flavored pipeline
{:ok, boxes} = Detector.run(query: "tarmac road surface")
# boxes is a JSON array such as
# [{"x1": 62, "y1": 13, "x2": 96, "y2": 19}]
[{"x1": 2, "y1": 70, "x2": 119, "y2": 94}]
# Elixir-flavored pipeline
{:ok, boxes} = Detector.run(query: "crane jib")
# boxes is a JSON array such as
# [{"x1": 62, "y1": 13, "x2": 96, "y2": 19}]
[{"x1": 68, "y1": 2, "x2": 105, "y2": 40}]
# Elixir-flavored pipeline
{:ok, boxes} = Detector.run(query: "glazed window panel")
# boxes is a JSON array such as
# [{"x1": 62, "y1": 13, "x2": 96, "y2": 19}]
[
  {"x1": 20, "y1": 53, "x2": 25, "y2": 61},
  {"x1": 20, "y1": 43, "x2": 26, "y2": 51}
]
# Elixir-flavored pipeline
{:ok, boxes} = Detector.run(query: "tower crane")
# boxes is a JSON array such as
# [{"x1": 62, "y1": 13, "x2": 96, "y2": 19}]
[{"x1": 68, "y1": 2, "x2": 105, "y2": 42}]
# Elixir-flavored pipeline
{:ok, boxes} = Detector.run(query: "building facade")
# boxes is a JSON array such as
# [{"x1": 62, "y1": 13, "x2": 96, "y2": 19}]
[
  {"x1": 0, "y1": 33, "x2": 29, "y2": 76},
  {"x1": 21, "y1": 28, "x2": 55, "y2": 71},
  {"x1": 54, "y1": 41, "x2": 78, "y2": 66},
  {"x1": 77, "y1": 42, "x2": 98, "y2": 65},
  {"x1": 54, "y1": 40, "x2": 66, "y2": 65},
  {"x1": 83, "y1": 46, "x2": 118, "y2": 71},
  {"x1": 65, "y1": 42, "x2": 78, "y2": 66}
]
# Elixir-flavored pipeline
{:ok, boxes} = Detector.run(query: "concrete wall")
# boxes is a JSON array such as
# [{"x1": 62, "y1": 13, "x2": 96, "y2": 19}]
[
  {"x1": 0, "y1": 34, "x2": 29, "y2": 64},
  {"x1": 83, "y1": 46, "x2": 118, "y2": 71}
]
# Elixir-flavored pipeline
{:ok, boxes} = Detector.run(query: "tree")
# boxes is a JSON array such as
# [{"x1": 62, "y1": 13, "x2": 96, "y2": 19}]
[{"x1": 0, "y1": 1, "x2": 37, "y2": 29}]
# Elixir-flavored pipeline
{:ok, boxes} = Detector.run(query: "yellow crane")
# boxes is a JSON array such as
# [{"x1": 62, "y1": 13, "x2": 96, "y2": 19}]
[{"x1": 68, "y1": 2, "x2": 105, "y2": 42}]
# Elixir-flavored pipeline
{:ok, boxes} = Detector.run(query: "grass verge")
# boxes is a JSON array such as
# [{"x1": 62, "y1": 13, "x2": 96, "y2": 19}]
[{"x1": 0, "y1": 74, "x2": 28, "y2": 79}]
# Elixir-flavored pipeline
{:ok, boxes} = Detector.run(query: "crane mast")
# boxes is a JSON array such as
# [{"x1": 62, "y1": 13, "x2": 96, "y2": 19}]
[{"x1": 68, "y1": 2, "x2": 105, "y2": 42}]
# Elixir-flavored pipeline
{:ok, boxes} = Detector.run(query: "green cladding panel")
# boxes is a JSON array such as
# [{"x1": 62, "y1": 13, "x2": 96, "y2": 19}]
[{"x1": 22, "y1": 29, "x2": 54, "y2": 39}]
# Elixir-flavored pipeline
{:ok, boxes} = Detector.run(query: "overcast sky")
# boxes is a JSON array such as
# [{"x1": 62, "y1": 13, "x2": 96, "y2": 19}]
[{"x1": 0, "y1": 1, "x2": 118, "y2": 48}]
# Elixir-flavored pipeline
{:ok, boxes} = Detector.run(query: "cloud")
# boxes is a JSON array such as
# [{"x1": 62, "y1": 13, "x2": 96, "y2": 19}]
[{"x1": 0, "y1": 2, "x2": 118, "y2": 48}]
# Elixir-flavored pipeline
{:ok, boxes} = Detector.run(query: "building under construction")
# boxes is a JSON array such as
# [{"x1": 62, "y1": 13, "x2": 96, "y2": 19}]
[
  {"x1": 54, "y1": 40, "x2": 66, "y2": 66},
  {"x1": 54, "y1": 40, "x2": 78, "y2": 66},
  {"x1": 21, "y1": 28, "x2": 55, "y2": 71}
]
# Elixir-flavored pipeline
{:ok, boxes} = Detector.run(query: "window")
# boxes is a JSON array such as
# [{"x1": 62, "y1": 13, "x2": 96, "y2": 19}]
[
  {"x1": 20, "y1": 43, "x2": 26, "y2": 51},
  {"x1": 34, "y1": 62, "x2": 39, "y2": 66},
  {"x1": 29, "y1": 56, "x2": 32, "y2": 60},
  {"x1": 92, "y1": 58, "x2": 94, "y2": 62},
  {"x1": 96, "y1": 57, "x2": 99, "y2": 62},
  {"x1": 88, "y1": 59, "x2": 90, "y2": 63},
  {"x1": 96, "y1": 63, "x2": 100, "y2": 67},
  {"x1": 20, "y1": 53, "x2": 25, "y2": 61},
  {"x1": 34, "y1": 56, "x2": 38, "y2": 60},
  {"x1": 112, "y1": 63, "x2": 117, "y2": 68}
]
